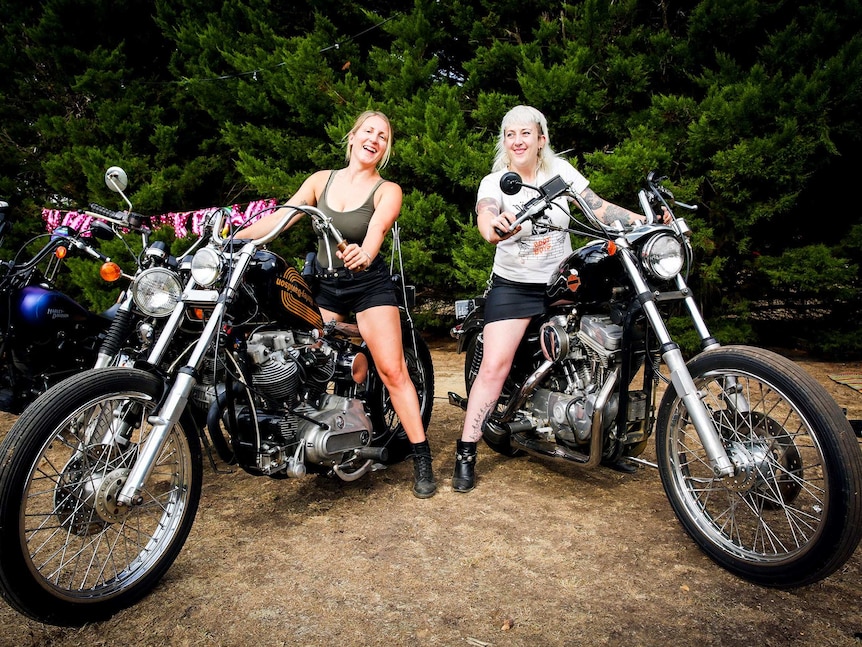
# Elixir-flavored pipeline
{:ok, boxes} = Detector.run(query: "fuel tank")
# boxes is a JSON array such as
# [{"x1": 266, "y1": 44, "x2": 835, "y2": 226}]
[
  {"x1": 244, "y1": 250, "x2": 324, "y2": 331},
  {"x1": 14, "y1": 285, "x2": 105, "y2": 331},
  {"x1": 546, "y1": 240, "x2": 620, "y2": 307}
]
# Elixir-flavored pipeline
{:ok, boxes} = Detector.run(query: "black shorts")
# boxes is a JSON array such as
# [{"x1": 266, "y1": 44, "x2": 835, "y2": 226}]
[
  {"x1": 484, "y1": 274, "x2": 548, "y2": 324},
  {"x1": 315, "y1": 256, "x2": 400, "y2": 316}
]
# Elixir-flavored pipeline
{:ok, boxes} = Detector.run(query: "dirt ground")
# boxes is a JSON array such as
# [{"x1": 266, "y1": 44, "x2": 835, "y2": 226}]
[{"x1": 1, "y1": 337, "x2": 861, "y2": 647}]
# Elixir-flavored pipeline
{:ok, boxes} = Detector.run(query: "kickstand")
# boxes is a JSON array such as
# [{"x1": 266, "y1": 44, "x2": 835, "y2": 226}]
[{"x1": 199, "y1": 427, "x2": 233, "y2": 474}]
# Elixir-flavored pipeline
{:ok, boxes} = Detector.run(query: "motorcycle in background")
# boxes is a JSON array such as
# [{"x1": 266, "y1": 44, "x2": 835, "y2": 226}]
[
  {"x1": 0, "y1": 191, "x2": 433, "y2": 625},
  {"x1": 0, "y1": 197, "x2": 126, "y2": 412},
  {"x1": 448, "y1": 170, "x2": 862, "y2": 588}
]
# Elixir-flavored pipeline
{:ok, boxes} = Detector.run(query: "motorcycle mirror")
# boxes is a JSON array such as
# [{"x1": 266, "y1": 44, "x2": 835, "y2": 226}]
[
  {"x1": 500, "y1": 172, "x2": 523, "y2": 195},
  {"x1": 105, "y1": 167, "x2": 128, "y2": 193},
  {"x1": 90, "y1": 220, "x2": 116, "y2": 241},
  {"x1": 104, "y1": 166, "x2": 134, "y2": 213}
]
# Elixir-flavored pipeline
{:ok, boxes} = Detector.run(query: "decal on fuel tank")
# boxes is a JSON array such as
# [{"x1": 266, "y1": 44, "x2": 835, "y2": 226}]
[{"x1": 276, "y1": 267, "x2": 324, "y2": 329}]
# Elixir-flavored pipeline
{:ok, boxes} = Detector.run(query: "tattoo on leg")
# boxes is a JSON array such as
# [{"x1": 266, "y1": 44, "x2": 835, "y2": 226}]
[{"x1": 466, "y1": 400, "x2": 495, "y2": 443}]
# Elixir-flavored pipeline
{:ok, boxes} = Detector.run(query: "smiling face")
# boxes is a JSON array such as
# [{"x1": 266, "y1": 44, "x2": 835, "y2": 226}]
[
  {"x1": 346, "y1": 113, "x2": 392, "y2": 169},
  {"x1": 503, "y1": 121, "x2": 546, "y2": 173}
]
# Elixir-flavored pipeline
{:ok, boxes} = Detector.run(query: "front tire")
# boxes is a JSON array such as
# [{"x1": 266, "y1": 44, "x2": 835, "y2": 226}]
[
  {"x1": 0, "y1": 367, "x2": 202, "y2": 625},
  {"x1": 656, "y1": 346, "x2": 862, "y2": 588}
]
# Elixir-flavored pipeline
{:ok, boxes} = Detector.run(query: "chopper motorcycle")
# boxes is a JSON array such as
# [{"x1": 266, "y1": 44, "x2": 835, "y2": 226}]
[
  {"x1": 0, "y1": 195, "x2": 433, "y2": 625},
  {"x1": 448, "y1": 170, "x2": 862, "y2": 589}
]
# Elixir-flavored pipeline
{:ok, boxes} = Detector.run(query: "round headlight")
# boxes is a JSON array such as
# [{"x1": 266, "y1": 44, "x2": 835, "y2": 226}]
[
  {"x1": 190, "y1": 247, "x2": 224, "y2": 287},
  {"x1": 132, "y1": 267, "x2": 183, "y2": 317},
  {"x1": 641, "y1": 234, "x2": 684, "y2": 280}
]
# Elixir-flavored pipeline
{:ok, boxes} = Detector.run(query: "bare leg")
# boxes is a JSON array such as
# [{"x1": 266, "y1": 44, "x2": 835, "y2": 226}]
[
  {"x1": 453, "y1": 317, "x2": 531, "y2": 493},
  {"x1": 461, "y1": 317, "x2": 531, "y2": 442},
  {"x1": 356, "y1": 305, "x2": 427, "y2": 444}
]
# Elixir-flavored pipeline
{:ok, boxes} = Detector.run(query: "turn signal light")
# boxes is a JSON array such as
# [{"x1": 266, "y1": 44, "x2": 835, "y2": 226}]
[
  {"x1": 54, "y1": 246, "x2": 68, "y2": 259},
  {"x1": 100, "y1": 262, "x2": 123, "y2": 282}
]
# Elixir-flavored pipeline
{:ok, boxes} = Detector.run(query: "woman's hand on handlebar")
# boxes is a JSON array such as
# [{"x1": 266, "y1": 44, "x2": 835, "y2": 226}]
[
  {"x1": 488, "y1": 211, "x2": 522, "y2": 243},
  {"x1": 477, "y1": 198, "x2": 521, "y2": 244},
  {"x1": 337, "y1": 242, "x2": 374, "y2": 272}
]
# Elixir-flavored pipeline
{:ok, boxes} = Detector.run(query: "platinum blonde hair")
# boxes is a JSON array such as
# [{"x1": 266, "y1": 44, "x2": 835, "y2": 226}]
[
  {"x1": 343, "y1": 110, "x2": 393, "y2": 169},
  {"x1": 491, "y1": 105, "x2": 557, "y2": 174}
]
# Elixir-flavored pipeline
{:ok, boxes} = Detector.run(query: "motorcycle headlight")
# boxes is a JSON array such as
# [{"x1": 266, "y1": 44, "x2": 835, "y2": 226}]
[
  {"x1": 190, "y1": 247, "x2": 224, "y2": 287},
  {"x1": 641, "y1": 234, "x2": 684, "y2": 280},
  {"x1": 132, "y1": 267, "x2": 183, "y2": 317}
]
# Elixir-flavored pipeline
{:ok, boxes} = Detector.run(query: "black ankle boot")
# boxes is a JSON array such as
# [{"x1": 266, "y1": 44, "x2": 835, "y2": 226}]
[
  {"x1": 411, "y1": 441, "x2": 437, "y2": 499},
  {"x1": 452, "y1": 440, "x2": 477, "y2": 493}
]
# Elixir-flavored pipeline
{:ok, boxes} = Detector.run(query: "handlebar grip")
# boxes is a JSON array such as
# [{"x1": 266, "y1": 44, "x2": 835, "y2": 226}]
[
  {"x1": 88, "y1": 203, "x2": 150, "y2": 229},
  {"x1": 88, "y1": 202, "x2": 124, "y2": 220},
  {"x1": 493, "y1": 226, "x2": 507, "y2": 237}
]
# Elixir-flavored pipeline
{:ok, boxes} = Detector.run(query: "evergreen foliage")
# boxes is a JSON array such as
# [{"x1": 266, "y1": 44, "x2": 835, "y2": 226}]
[{"x1": 1, "y1": 0, "x2": 860, "y2": 355}]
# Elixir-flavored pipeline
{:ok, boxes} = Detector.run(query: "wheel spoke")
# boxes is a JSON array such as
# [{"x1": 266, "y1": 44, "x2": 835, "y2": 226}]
[
  {"x1": 666, "y1": 369, "x2": 830, "y2": 563},
  {"x1": 17, "y1": 391, "x2": 193, "y2": 597}
]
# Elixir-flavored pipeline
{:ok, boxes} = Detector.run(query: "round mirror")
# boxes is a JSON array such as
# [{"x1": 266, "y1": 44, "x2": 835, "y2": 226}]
[
  {"x1": 499, "y1": 171, "x2": 522, "y2": 195},
  {"x1": 105, "y1": 166, "x2": 128, "y2": 193}
]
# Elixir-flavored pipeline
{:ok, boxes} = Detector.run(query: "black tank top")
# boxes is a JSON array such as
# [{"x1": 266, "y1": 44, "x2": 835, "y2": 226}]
[{"x1": 316, "y1": 171, "x2": 386, "y2": 269}]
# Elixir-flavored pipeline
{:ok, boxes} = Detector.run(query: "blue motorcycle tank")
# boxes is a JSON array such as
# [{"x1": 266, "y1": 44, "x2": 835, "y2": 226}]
[{"x1": 15, "y1": 285, "x2": 95, "y2": 330}]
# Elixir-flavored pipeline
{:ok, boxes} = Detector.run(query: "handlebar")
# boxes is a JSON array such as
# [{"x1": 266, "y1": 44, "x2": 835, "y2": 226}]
[
  {"x1": 235, "y1": 204, "x2": 346, "y2": 251},
  {"x1": 87, "y1": 203, "x2": 150, "y2": 230},
  {"x1": 498, "y1": 171, "x2": 697, "y2": 235},
  {"x1": 497, "y1": 174, "x2": 575, "y2": 236},
  {"x1": 66, "y1": 236, "x2": 111, "y2": 262}
]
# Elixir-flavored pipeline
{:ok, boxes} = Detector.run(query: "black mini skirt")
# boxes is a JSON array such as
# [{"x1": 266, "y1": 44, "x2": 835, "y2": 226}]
[{"x1": 484, "y1": 274, "x2": 548, "y2": 324}]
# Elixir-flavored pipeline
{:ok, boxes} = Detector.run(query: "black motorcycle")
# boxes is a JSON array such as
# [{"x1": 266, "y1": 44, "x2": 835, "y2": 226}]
[
  {"x1": 449, "y1": 170, "x2": 862, "y2": 589},
  {"x1": 0, "y1": 199, "x2": 433, "y2": 625}
]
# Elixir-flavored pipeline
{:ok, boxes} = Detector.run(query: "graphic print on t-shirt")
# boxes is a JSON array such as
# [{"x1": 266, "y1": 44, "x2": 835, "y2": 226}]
[{"x1": 516, "y1": 230, "x2": 567, "y2": 265}]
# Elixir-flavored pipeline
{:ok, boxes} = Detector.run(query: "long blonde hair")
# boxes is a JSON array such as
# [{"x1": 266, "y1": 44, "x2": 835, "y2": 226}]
[
  {"x1": 491, "y1": 105, "x2": 557, "y2": 174},
  {"x1": 343, "y1": 110, "x2": 393, "y2": 169}
]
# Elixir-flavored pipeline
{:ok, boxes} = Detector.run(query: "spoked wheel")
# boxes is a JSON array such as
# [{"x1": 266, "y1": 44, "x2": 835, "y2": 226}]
[
  {"x1": 369, "y1": 324, "x2": 434, "y2": 463},
  {"x1": 656, "y1": 346, "x2": 862, "y2": 588},
  {"x1": 0, "y1": 367, "x2": 202, "y2": 625}
]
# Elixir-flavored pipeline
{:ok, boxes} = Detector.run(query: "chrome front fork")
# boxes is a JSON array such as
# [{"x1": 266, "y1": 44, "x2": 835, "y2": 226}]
[
  {"x1": 116, "y1": 245, "x2": 252, "y2": 506},
  {"x1": 617, "y1": 246, "x2": 735, "y2": 478}
]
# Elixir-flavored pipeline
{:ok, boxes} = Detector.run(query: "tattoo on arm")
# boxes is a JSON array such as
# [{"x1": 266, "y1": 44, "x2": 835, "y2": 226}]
[
  {"x1": 476, "y1": 197, "x2": 500, "y2": 218},
  {"x1": 603, "y1": 203, "x2": 634, "y2": 226},
  {"x1": 583, "y1": 189, "x2": 604, "y2": 210},
  {"x1": 582, "y1": 189, "x2": 636, "y2": 225}
]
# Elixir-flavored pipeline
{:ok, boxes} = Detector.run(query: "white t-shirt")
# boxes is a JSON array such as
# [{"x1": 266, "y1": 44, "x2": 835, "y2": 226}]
[{"x1": 477, "y1": 156, "x2": 589, "y2": 283}]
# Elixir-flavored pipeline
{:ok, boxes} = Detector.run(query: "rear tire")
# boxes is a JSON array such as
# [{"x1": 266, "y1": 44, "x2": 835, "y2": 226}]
[
  {"x1": 0, "y1": 367, "x2": 202, "y2": 625},
  {"x1": 656, "y1": 346, "x2": 862, "y2": 587}
]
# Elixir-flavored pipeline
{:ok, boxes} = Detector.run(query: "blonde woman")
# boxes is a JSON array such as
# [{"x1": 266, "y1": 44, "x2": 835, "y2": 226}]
[
  {"x1": 453, "y1": 105, "x2": 658, "y2": 492},
  {"x1": 243, "y1": 111, "x2": 436, "y2": 498}
]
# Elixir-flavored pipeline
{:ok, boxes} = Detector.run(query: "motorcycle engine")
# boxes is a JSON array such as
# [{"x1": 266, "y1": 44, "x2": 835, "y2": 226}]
[
  {"x1": 239, "y1": 330, "x2": 373, "y2": 475},
  {"x1": 245, "y1": 330, "x2": 336, "y2": 403},
  {"x1": 531, "y1": 314, "x2": 625, "y2": 445}
]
